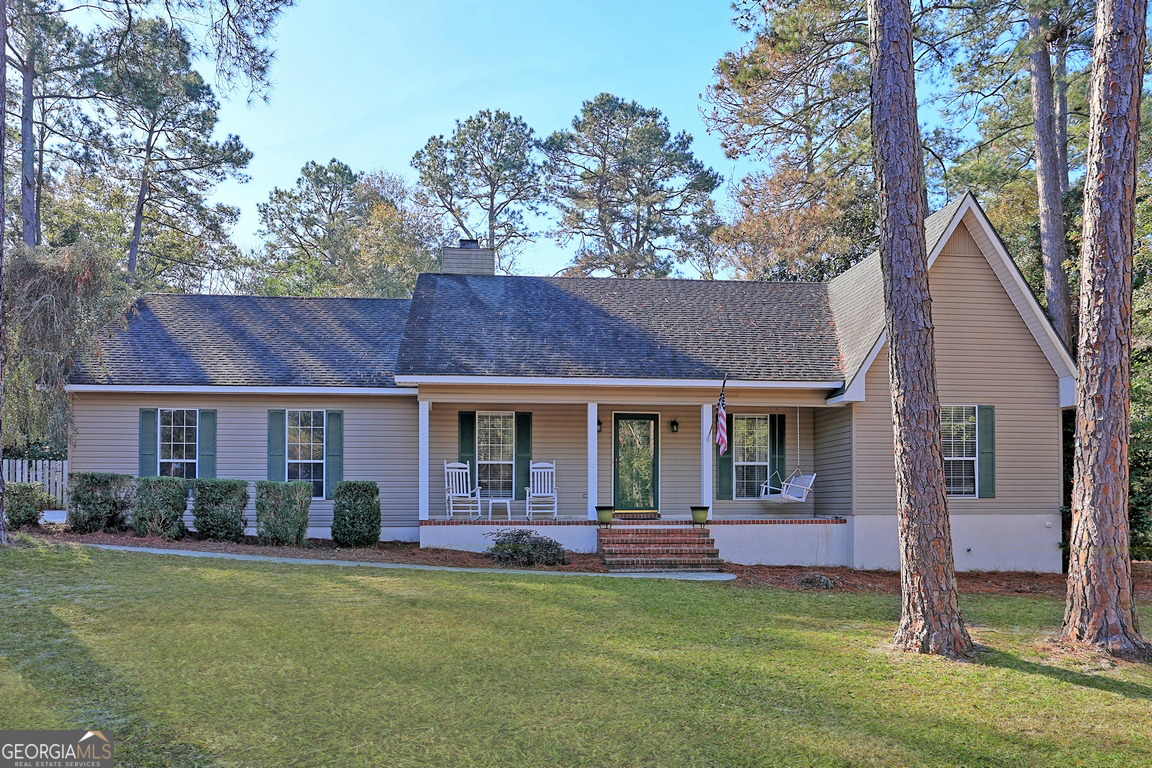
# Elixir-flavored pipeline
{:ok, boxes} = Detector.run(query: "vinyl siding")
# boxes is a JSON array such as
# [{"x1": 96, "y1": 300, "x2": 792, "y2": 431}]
[
  {"x1": 710, "y1": 406, "x2": 817, "y2": 518},
  {"x1": 853, "y1": 221, "x2": 1063, "y2": 517},
  {"x1": 814, "y1": 404, "x2": 853, "y2": 517},
  {"x1": 416, "y1": 383, "x2": 835, "y2": 407},
  {"x1": 69, "y1": 393, "x2": 419, "y2": 528}
]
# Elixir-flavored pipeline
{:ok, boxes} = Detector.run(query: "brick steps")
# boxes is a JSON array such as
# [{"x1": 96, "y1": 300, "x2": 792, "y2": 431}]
[{"x1": 598, "y1": 526, "x2": 723, "y2": 572}]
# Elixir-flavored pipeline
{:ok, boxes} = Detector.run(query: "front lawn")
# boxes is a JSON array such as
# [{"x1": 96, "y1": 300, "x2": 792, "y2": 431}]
[{"x1": 1, "y1": 539, "x2": 1150, "y2": 767}]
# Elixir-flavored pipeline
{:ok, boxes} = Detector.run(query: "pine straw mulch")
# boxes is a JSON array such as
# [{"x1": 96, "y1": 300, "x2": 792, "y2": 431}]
[
  {"x1": 24, "y1": 525, "x2": 609, "y2": 573},
  {"x1": 17, "y1": 525, "x2": 1152, "y2": 596}
]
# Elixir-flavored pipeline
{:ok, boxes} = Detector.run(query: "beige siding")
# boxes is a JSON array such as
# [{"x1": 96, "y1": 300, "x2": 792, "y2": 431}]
[
  {"x1": 853, "y1": 221, "x2": 1063, "y2": 517},
  {"x1": 69, "y1": 393, "x2": 420, "y2": 528},
  {"x1": 814, "y1": 404, "x2": 852, "y2": 517}
]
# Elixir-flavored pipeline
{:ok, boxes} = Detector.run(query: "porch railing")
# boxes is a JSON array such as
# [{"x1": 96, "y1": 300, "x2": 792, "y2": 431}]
[{"x1": 3, "y1": 459, "x2": 68, "y2": 507}]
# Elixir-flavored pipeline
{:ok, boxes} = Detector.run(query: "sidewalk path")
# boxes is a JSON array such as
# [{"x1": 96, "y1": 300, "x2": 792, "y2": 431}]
[{"x1": 83, "y1": 543, "x2": 737, "y2": 581}]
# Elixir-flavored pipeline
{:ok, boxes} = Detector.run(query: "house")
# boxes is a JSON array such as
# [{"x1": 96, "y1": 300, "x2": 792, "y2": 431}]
[{"x1": 67, "y1": 193, "x2": 1074, "y2": 572}]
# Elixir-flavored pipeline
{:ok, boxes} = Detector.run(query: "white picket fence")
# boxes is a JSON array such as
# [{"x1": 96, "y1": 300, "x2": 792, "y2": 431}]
[{"x1": 3, "y1": 459, "x2": 68, "y2": 508}]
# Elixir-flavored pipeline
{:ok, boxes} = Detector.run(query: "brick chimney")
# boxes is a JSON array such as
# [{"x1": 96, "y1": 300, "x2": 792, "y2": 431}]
[{"x1": 441, "y1": 239, "x2": 495, "y2": 275}]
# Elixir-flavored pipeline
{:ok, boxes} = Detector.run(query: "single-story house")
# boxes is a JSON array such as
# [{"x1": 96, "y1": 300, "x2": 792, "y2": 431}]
[{"x1": 67, "y1": 193, "x2": 1074, "y2": 572}]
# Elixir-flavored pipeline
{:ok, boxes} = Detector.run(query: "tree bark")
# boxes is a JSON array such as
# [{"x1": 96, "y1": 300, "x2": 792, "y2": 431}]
[
  {"x1": 19, "y1": 46, "x2": 34, "y2": 247},
  {"x1": 1029, "y1": 14, "x2": 1074, "y2": 349},
  {"x1": 1058, "y1": 0, "x2": 1151, "y2": 659},
  {"x1": 868, "y1": 0, "x2": 972, "y2": 658},
  {"x1": 1054, "y1": 35, "x2": 1070, "y2": 198},
  {"x1": 127, "y1": 133, "x2": 155, "y2": 278}
]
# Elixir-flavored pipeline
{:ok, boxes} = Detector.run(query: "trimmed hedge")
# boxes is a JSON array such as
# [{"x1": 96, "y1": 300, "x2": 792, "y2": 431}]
[
  {"x1": 192, "y1": 479, "x2": 250, "y2": 542},
  {"x1": 331, "y1": 481, "x2": 381, "y2": 548},
  {"x1": 67, "y1": 472, "x2": 134, "y2": 533},
  {"x1": 5, "y1": 482, "x2": 53, "y2": 528},
  {"x1": 485, "y1": 529, "x2": 568, "y2": 566},
  {"x1": 132, "y1": 476, "x2": 189, "y2": 540},
  {"x1": 255, "y1": 480, "x2": 312, "y2": 546}
]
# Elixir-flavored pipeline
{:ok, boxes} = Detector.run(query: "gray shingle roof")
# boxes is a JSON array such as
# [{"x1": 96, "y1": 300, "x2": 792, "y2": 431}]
[
  {"x1": 397, "y1": 275, "x2": 844, "y2": 381},
  {"x1": 827, "y1": 193, "x2": 971, "y2": 387},
  {"x1": 72, "y1": 294, "x2": 410, "y2": 388}
]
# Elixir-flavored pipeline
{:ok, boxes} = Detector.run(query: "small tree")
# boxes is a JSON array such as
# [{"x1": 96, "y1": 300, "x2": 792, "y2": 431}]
[
  {"x1": 411, "y1": 109, "x2": 542, "y2": 273},
  {"x1": 544, "y1": 93, "x2": 722, "y2": 277}
]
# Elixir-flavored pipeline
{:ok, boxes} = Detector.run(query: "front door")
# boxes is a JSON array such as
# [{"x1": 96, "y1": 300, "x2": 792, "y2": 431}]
[{"x1": 614, "y1": 414, "x2": 659, "y2": 511}]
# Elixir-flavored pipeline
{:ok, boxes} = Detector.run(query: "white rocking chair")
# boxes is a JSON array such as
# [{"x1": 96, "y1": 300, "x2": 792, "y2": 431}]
[
  {"x1": 444, "y1": 461, "x2": 482, "y2": 519},
  {"x1": 760, "y1": 470, "x2": 817, "y2": 503},
  {"x1": 525, "y1": 461, "x2": 558, "y2": 520}
]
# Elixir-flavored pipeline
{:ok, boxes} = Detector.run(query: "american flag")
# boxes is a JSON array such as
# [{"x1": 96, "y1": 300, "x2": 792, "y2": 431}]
[{"x1": 716, "y1": 387, "x2": 728, "y2": 456}]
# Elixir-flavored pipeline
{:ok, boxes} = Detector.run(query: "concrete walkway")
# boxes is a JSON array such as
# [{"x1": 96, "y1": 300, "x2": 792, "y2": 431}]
[{"x1": 84, "y1": 543, "x2": 737, "y2": 581}]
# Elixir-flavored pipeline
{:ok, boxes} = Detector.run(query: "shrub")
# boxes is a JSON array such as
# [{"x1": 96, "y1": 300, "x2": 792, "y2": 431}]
[
  {"x1": 485, "y1": 529, "x2": 568, "y2": 567},
  {"x1": 255, "y1": 480, "x2": 312, "y2": 546},
  {"x1": 5, "y1": 482, "x2": 53, "y2": 528},
  {"x1": 132, "y1": 476, "x2": 189, "y2": 540},
  {"x1": 192, "y1": 479, "x2": 250, "y2": 542},
  {"x1": 330, "y1": 481, "x2": 381, "y2": 548},
  {"x1": 67, "y1": 472, "x2": 134, "y2": 533},
  {"x1": 1133, "y1": 530, "x2": 1152, "y2": 562}
]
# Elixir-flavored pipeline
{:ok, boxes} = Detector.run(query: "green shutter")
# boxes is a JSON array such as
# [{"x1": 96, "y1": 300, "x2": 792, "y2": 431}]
[
  {"x1": 458, "y1": 411, "x2": 477, "y2": 486},
  {"x1": 716, "y1": 412, "x2": 734, "y2": 500},
  {"x1": 198, "y1": 409, "x2": 217, "y2": 479},
  {"x1": 267, "y1": 410, "x2": 286, "y2": 481},
  {"x1": 325, "y1": 410, "x2": 343, "y2": 499},
  {"x1": 139, "y1": 408, "x2": 158, "y2": 477},
  {"x1": 769, "y1": 413, "x2": 786, "y2": 493},
  {"x1": 978, "y1": 405, "x2": 995, "y2": 498},
  {"x1": 515, "y1": 412, "x2": 532, "y2": 500}
]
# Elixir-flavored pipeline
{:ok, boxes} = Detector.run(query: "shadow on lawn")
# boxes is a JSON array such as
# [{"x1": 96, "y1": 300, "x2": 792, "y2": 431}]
[
  {"x1": 975, "y1": 647, "x2": 1152, "y2": 700},
  {"x1": 0, "y1": 581, "x2": 223, "y2": 766}
]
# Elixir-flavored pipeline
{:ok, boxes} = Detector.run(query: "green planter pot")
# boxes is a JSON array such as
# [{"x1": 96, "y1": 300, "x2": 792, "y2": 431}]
[
  {"x1": 690, "y1": 505, "x2": 711, "y2": 525},
  {"x1": 595, "y1": 505, "x2": 615, "y2": 526}
]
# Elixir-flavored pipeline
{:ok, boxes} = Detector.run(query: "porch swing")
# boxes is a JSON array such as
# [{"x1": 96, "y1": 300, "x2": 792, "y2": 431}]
[{"x1": 759, "y1": 408, "x2": 817, "y2": 503}]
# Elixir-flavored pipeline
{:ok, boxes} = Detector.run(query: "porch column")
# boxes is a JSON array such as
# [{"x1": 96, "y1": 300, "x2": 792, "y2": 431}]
[
  {"x1": 700, "y1": 403, "x2": 713, "y2": 519},
  {"x1": 587, "y1": 403, "x2": 598, "y2": 519},
  {"x1": 418, "y1": 400, "x2": 430, "y2": 521}
]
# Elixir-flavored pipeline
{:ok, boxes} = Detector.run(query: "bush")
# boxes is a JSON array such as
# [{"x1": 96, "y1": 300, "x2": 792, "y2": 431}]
[
  {"x1": 255, "y1": 480, "x2": 312, "y2": 546},
  {"x1": 5, "y1": 482, "x2": 53, "y2": 528},
  {"x1": 485, "y1": 529, "x2": 568, "y2": 567},
  {"x1": 67, "y1": 472, "x2": 134, "y2": 533},
  {"x1": 192, "y1": 479, "x2": 250, "y2": 542},
  {"x1": 330, "y1": 481, "x2": 381, "y2": 548},
  {"x1": 1133, "y1": 530, "x2": 1152, "y2": 562},
  {"x1": 132, "y1": 476, "x2": 189, "y2": 540}
]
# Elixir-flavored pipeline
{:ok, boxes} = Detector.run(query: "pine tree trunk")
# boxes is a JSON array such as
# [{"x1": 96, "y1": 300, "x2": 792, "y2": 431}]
[
  {"x1": 128, "y1": 176, "x2": 148, "y2": 277},
  {"x1": 19, "y1": 48, "x2": 34, "y2": 247},
  {"x1": 868, "y1": 0, "x2": 972, "y2": 658},
  {"x1": 1054, "y1": 37, "x2": 1070, "y2": 198},
  {"x1": 1029, "y1": 15, "x2": 1074, "y2": 349},
  {"x1": 1058, "y1": 0, "x2": 1150, "y2": 659}
]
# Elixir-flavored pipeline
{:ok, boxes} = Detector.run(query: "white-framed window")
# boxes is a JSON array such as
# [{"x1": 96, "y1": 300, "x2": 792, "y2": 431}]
[
  {"x1": 159, "y1": 408, "x2": 198, "y2": 479},
  {"x1": 477, "y1": 411, "x2": 514, "y2": 498},
  {"x1": 287, "y1": 410, "x2": 325, "y2": 499},
  {"x1": 941, "y1": 405, "x2": 977, "y2": 497},
  {"x1": 733, "y1": 415, "x2": 772, "y2": 499}
]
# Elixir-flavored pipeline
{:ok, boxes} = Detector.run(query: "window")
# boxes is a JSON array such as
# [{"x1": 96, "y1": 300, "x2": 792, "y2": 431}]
[
  {"x1": 733, "y1": 415, "x2": 771, "y2": 499},
  {"x1": 941, "y1": 406, "x2": 977, "y2": 497},
  {"x1": 287, "y1": 410, "x2": 325, "y2": 498},
  {"x1": 477, "y1": 411, "x2": 514, "y2": 498},
  {"x1": 159, "y1": 409, "x2": 197, "y2": 478}
]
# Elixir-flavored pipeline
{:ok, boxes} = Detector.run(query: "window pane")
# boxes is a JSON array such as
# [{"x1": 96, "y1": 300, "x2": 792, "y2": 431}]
[
  {"x1": 941, "y1": 406, "x2": 976, "y2": 459},
  {"x1": 944, "y1": 459, "x2": 976, "y2": 496},
  {"x1": 735, "y1": 464, "x2": 769, "y2": 499},
  {"x1": 734, "y1": 416, "x2": 770, "y2": 463},
  {"x1": 478, "y1": 462, "x2": 513, "y2": 498}
]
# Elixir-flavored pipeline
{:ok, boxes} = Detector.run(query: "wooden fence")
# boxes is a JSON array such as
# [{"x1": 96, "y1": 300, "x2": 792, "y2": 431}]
[{"x1": 3, "y1": 459, "x2": 68, "y2": 507}]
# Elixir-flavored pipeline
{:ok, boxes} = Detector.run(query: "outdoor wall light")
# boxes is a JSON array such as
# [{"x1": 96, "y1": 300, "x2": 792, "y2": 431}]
[
  {"x1": 670, "y1": 419, "x2": 679, "y2": 433},
  {"x1": 597, "y1": 419, "x2": 602, "y2": 433}
]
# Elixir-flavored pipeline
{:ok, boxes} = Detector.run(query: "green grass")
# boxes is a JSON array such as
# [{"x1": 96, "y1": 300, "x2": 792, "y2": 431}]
[{"x1": 1, "y1": 539, "x2": 1150, "y2": 768}]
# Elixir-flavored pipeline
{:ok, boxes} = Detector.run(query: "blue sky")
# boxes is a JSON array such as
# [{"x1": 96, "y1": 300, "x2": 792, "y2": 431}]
[{"x1": 210, "y1": 0, "x2": 754, "y2": 276}]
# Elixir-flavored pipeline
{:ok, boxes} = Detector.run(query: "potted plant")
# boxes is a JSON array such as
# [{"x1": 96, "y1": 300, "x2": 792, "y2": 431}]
[
  {"x1": 595, "y1": 505, "x2": 615, "y2": 526},
  {"x1": 690, "y1": 505, "x2": 710, "y2": 526}
]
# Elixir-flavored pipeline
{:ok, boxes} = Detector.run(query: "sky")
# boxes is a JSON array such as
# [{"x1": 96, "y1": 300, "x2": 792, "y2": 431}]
[{"x1": 209, "y1": 0, "x2": 754, "y2": 277}]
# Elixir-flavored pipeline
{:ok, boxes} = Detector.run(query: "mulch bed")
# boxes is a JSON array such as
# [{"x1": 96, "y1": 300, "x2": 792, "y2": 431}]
[
  {"x1": 19, "y1": 525, "x2": 1152, "y2": 597},
  {"x1": 24, "y1": 525, "x2": 609, "y2": 573}
]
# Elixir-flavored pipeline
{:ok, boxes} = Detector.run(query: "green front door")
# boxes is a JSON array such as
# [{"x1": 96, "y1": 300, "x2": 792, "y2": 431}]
[{"x1": 614, "y1": 414, "x2": 659, "y2": 510}]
